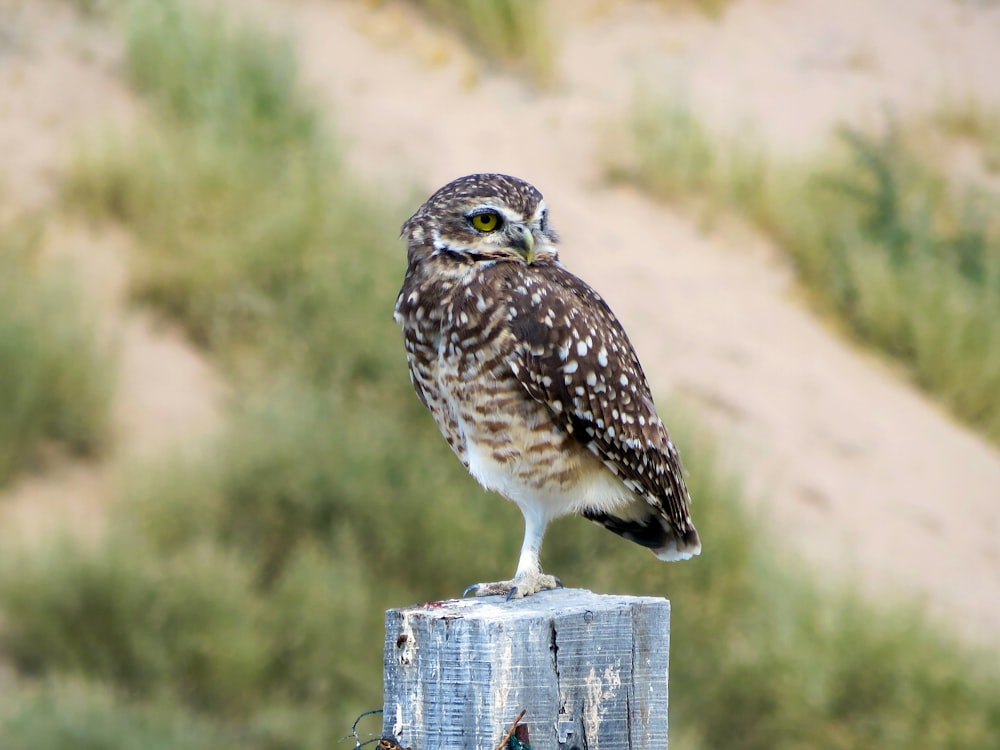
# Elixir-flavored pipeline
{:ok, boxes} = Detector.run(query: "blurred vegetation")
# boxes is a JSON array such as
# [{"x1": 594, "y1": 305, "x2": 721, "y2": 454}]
[
  {"x1": 658, "y1": 0, "x2": 735, "y2": 18},
  {"x1": 68, "y1": 0, "x2": 110, "y2": 16},
  {"x1": 1, "y1": 679, "x2": 230, "y2": 750},
  {"x1": 615, "y1": 95, "x2": 1000, "y2": 443},
  {"x1": 0, "y1": 222, "x2": 112, "y2": 488},
  {"x1": 931, "y1": 95, "x2": 1000, "y2": 173},
  {"x1": 2, "y1": 1, "x2": 1000, "y2": 749},
  {"x1": 408, "y1": 0, "x2": 555, "y2": 85}
]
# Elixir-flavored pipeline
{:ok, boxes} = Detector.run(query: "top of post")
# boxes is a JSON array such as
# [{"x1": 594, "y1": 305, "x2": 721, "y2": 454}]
[{"x1": 387, "y1": 588, "x2": 670, "y2": 623}]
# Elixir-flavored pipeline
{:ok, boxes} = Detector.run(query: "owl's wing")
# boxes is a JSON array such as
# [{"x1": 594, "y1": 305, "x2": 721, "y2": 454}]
[{"x1": 507, "y1": 263, "x2": 695, "y2": 534}]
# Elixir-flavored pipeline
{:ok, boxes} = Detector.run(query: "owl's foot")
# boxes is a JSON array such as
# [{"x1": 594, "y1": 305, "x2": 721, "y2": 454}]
[{"x1": 462, "y1": 573, "x2": 563, "y2": 601}]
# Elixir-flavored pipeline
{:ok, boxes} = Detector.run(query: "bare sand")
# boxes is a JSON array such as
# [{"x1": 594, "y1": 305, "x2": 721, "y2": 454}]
[{"x1": 1, "y1": 0, "x2": 997, "y2": 644}]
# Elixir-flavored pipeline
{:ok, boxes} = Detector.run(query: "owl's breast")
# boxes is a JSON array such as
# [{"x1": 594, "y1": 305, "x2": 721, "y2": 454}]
[{"x1": 435, "y1": 286, "x2": 627, "y2": 516}]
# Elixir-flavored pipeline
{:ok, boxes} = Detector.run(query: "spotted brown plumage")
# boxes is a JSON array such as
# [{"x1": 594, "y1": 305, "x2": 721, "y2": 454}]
[{"x1": 394, "y1": 174, "x2": 700, "y2": 598}]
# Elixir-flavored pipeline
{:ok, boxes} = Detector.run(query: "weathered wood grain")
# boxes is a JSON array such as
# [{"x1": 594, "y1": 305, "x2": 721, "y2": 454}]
[{"x1": 383, "y1": 589, "x2": 670, "y2": 749}]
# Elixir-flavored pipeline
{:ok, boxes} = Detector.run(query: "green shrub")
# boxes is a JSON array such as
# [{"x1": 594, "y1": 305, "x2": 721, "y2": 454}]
[
  {"x1": 0, "y1": 534, "x2": 269, "y2": 715},
  {"x1": 123, "y1": 0, "x2": 318, "y2": 148},
  {"x1": 6, "y1": 406, "x2": 999, "y2": 748},
  {"x1": 0, "y1": 224, "x2": 112, "y2": 487},
  {"x1": 0, "y1": 679, "x2": 228, "y2": 750},
  {"x1": 0, "y1": 378, "x2": 508, "y2": 744}
]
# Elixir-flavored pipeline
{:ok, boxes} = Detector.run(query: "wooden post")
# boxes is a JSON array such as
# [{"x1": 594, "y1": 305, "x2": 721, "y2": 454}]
[{"x1": 383, "y1": 589, "x2": 670, "y2": 749}]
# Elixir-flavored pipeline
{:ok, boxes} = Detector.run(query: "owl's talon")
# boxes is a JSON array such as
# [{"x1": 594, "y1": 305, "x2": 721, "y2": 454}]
[
  {"x1": 462, "y1": 573, "x2": 562, "y2": 600},
  {"x1": 463, "y1": 580, "x2": 516, "y2": 598}
]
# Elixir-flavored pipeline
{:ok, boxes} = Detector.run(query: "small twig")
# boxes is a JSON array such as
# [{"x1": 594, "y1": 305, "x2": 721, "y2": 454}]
[{"x1": 494, "y1": 709, "x2": 527, "y2": 750}]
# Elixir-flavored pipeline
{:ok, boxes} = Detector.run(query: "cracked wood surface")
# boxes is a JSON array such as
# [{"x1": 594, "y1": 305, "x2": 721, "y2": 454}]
[{"x1": 384, "y1": 590, "x2": 670, "y2": 750}]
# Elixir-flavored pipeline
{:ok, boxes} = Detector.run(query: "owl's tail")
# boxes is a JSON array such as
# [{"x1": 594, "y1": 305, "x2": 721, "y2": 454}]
[
  {"x1": 584, "y1": 506, "x2": 701, "y2": 561},
  {"x1": 652, "y1": 522, "x2": 701, "y2": 561}
]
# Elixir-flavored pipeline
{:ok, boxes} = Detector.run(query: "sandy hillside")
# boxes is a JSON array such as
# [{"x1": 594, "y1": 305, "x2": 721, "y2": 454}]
[
  {"x1": 0, "y1": 0, "x2": 225, "y2": 545},
  {"x1": 1, "y1": 0, "x2": 999, "y2": 645},
  {"x1": 263, "y1": 0, "x2": 1000, "y2": 644}
]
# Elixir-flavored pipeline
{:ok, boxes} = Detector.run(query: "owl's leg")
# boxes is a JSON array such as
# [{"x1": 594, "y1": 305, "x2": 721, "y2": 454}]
[{"x1": 463, "y1": 505, "x2": 562, "y2": 600}]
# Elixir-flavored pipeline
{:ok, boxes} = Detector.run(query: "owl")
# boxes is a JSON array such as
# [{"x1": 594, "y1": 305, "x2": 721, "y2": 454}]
[{"x1": 394, "y1": 174, "x2": 700, "y2": 599}]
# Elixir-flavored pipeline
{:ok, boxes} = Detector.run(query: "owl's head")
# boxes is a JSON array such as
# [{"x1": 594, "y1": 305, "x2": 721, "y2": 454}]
[{"x1": 402, "y1": 174, "x2": 559, "y2": 265}]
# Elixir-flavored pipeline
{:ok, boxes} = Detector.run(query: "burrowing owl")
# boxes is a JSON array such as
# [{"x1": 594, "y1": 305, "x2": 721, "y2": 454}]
[{"x1": 395, "y1": 174, "x2": 700, "y2": 599}]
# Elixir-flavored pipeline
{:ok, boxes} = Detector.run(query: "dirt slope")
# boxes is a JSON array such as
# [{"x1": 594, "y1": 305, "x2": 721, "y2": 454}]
[
  {"x1": 267, "y1": 0, "x2": 1000, "y2": 643},
  {"x1": 1, "y1": 0, "x2": 998, "y2": 645},
  {"x1": 0, "y1": 0, "x2": 225, "y2": 545}
]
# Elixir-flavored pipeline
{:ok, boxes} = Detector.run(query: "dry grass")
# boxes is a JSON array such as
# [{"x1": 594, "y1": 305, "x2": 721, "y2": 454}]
[
  {"x1": 657, "y1": 0, "x2": 736, "y2": 19},
  {"x1": 407, "y1": 0, "x2": 556, "y2": 85},
  {"x1": 0, "y1": 221, "x2": 113, "y2": 488},
  {"x1": 931, "y1": 94, "x2": 1000, "y2": 173}
]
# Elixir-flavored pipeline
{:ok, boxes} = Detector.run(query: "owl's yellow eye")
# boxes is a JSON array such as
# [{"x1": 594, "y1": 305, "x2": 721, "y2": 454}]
[{"x1": 470, "y1": 211, "x2": 503, "y2": 233}]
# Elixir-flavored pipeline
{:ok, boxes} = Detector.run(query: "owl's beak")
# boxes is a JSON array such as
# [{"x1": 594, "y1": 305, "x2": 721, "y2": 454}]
[{"x1": 508, "y1": 223, "x2": 535, "y2": 264}]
